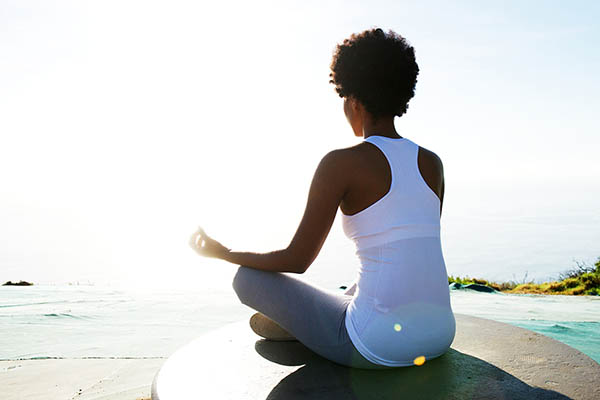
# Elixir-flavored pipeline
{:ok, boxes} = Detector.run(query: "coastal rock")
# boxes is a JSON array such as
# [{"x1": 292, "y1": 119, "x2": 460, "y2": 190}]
[
  {"x1": 463, "y1": 283, "x2": 496, "y2": 293},
  {"x1": 2, "y1": 280, "x2": 33, "y2": 286},
  {"x1": 448, "y1": 282, "x2": 496, "y2": 293}
]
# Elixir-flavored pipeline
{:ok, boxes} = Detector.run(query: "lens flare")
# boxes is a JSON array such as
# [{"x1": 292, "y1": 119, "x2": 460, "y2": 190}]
[
  {"x1": 413, "y1": 355, "x2": 426, "y2": 366},
  {"x1": 393, "y1": 323, "x2": 402, "y2": 332}
]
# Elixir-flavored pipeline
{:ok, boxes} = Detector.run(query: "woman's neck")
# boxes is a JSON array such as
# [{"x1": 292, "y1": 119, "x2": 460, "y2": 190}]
[{"x1": 361, "y1": 115, "x2": 401, "y2": 139}]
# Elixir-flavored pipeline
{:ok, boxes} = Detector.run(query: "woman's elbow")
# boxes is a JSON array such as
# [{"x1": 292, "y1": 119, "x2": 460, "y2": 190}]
[
  {"x1": 288, "y1": 258, "x2": 310, "y2": 274},
  {"x1": 284, "y1": 247, "x2": 313, "y2": 274},
  {"x1": 295, "y1": 262, "x2": 310, "y2": 274}
]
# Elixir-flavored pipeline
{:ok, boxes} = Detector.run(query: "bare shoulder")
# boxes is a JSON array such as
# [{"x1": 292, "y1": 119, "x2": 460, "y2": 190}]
[
  {"x1": 318, "y1": 145, "x2": 362, "y2": 169},
  {"x1": 313, "y1": 145, "x2": 368, "y2": 191},
  {"x1": 309, "y1": 148, "x2": 351, "y2": 189},
  {"x1": 321, "y1": 141, "x2": 397, "y2": 181},
  {"x1": 419, "y1": 146, "x2": 444, "y2": 181},
  {"x1": 416, "y1": 144, "x2": 445, "y2": 204},
  {"x1": 417, "y1": 145, "x2": 444, "y2": 175},
  {"x1": 332, "y1": 141, "x2": 382, "y2": 163}
]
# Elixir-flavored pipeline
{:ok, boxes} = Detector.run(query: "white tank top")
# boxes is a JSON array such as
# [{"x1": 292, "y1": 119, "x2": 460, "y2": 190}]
[{"x1": 342, "y1": 135, "x2": 456, "y2": 367}]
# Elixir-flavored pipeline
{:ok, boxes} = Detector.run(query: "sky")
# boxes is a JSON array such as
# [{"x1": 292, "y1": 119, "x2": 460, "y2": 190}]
[{"x1": 1, "y1": 0, "x2": 599, "y2": 289}]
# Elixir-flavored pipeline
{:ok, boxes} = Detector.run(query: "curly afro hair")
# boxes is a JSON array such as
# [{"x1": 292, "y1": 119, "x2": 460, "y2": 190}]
[{"x1": 329, "y1": 28, "x2": 419, "y2": 119}]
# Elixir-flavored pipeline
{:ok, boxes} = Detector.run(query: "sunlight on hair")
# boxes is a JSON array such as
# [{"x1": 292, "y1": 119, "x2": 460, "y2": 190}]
[
  {"x1": 413, "y1": 355, "x2": 426, "y2": 366},
  {"x1": 393, "y1": 323, "x2": 402, "y2": 332}
]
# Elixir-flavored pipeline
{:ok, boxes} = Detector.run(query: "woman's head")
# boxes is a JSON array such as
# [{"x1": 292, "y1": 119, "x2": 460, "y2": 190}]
[{"x1": 329, "y1": 28, "x2": 419, "y2": 120}]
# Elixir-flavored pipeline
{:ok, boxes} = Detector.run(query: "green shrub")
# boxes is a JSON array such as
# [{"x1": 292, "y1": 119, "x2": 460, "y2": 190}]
[
  {"x1": 585, "y1": 288, "x2": 599, "y2": 296},
  {"x1": 581, "y1": 273, "x2": 600, "y2": 289},
  {"x1": 447, "y1": 257, "x2": 599, "y2": 296},
  {"x1": 564, "y1": 279, "x2": 579, "y2": 289},
  {"x1": 548, "y1": 282, "x2": 565, "y2": 292}
]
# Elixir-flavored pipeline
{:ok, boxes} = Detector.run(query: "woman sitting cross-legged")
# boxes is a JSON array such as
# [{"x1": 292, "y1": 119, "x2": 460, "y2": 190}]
[{"x1": 189, "y1": 27, "x2": 455, "y2": 369}]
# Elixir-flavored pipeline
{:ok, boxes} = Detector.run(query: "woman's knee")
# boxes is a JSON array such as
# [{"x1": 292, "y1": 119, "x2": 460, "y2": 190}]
[
  {"x1": 232, "y1": 265, "x2": 255, "y2": 304},
  {"x1": 232, "y1": 266, "x2": 247, "y2": 294}
]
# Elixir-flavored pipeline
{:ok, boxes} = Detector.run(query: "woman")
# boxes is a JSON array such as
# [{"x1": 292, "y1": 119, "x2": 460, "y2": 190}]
[{"x1": 189, "y1": 28, "x2": 455, "y2": 369}]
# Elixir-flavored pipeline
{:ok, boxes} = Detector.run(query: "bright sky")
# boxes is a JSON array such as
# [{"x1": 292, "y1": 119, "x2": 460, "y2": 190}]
[{"x1": 1, "y1": 0, "x2": 599, "y2": 289}]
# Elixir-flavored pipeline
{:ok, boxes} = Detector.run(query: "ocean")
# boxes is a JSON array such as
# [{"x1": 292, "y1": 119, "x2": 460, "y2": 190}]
[{"x1": 1, "y1": 284, "x2": 598, "y2": 364}]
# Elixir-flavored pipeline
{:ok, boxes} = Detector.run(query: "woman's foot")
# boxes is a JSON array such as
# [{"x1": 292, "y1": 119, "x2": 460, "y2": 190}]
[{"x1": 249, "y1": 312, "x2": 298, "y2": 341}]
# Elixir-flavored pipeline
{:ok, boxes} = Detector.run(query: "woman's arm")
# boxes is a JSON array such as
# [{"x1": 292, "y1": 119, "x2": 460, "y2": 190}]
[
  {"x1": 190, "y1": 150, "x2": 349, "y2": 274},
  {"x1": 418, "y1": 146, "x2": 444, "y2": 218}
]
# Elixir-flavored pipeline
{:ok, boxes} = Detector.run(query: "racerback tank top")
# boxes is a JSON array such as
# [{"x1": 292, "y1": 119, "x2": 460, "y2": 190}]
[{"x1": 341, "y1": 135, "x2": 455, "y2": 367}]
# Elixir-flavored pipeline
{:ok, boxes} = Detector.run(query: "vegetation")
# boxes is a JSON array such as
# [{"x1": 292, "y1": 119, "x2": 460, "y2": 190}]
[{"x1": 449, "y1": 257, "x2": 600, "y2": 296}]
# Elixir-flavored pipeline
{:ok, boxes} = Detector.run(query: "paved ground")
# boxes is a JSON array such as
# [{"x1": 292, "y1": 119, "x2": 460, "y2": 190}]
[
  {"x1": 153, "y1": 313, "x2": 600, "y2": 400},
  {"x1": 3, "y1": 313, "x2": 599, "y2": 399}
]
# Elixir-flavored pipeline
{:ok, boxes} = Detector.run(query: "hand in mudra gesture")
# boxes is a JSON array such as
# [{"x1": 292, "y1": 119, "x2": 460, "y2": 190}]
[{"x1": 189, "y1": 227, "x2": 230, "y2": 259}]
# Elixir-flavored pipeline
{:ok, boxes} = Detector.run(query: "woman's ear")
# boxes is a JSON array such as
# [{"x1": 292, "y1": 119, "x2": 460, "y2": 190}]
[
  {"x1": 348, "y1": 96, "x2": 359, "y2": 112},
  {"x1": 344, "y1": 96, "x2": 365, "y2": 137},
  {"x1": 351, "y1": 97, "x2": 366, "y2": 117}
]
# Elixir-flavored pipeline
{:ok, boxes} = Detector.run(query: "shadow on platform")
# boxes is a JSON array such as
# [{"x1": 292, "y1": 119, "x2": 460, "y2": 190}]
[{"x1": 255, "y1": 339, "x2": 570, "y2": 400}]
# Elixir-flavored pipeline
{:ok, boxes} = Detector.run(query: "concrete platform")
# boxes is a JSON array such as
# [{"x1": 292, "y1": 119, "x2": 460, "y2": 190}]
[{"x1": 152, "y1": 313, "x2": 600, "y2": 400}]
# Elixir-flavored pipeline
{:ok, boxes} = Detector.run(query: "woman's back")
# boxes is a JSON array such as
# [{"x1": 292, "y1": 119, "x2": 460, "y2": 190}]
[
  {"x1": 194, "y1": 28, "x2": 455, "y2": 370},
  {"x1": 341, "y1": 135, "x2": 455, "y2": 367}
]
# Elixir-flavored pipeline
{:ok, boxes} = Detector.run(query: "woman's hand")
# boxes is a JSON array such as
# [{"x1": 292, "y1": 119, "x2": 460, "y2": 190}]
[{"x1": 189, "y1": 226, "x2": 231, "y2": 259}]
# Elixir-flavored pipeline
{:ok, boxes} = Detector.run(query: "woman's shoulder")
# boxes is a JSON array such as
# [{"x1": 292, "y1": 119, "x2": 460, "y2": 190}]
[
  {"x1": 320, "y1": 142, "x2": 364, "y2": 162},
  {"x1": 312, "y1": 145, "x2": 370, "y2": 188},
  {"x1": 320, "y1": 143, "x2": 374, "y2": 171},
  {"x1": 415, "y1": 145, "x2": 445, "y2": 203},
  {"x1": 416, "y1": 144, "x2": 444, "y2": 174}
]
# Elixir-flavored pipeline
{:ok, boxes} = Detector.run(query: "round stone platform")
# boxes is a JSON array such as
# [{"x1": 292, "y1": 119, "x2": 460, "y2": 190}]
[{"x1": 151, "y1": 313, "x2": 600, "y2": 399}]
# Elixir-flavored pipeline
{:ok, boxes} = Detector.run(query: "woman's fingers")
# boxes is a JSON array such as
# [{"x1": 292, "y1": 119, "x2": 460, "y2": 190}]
[
  {"x1": 189, "y1": 231, "x2": 200, "y2": 248},
  {"x1": 189, "y1": 226, "x2": 216, "y2": 256},
  {"x1": 189, "y1": 226, "x2": 229, "y2": 259},
  {"x1": 189, "y1": 227, "x2": 205, "y2": 249}
]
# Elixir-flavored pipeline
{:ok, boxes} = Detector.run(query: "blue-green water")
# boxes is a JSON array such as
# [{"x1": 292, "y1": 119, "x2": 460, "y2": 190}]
[
  {"x1": 511, "y1": 320, "x2": 599, "y2": 361},
  {"x1": 449, "y1": 290, "x2": 600, "y2": 363},
  {"x1": 1, "y1": 285, "x2": 598, "y2": 364}
]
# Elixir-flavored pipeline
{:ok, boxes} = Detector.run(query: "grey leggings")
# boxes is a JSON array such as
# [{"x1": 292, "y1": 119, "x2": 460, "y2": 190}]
[{"x1": 232, "y1": 266, "x2": 394, "y2": 369}]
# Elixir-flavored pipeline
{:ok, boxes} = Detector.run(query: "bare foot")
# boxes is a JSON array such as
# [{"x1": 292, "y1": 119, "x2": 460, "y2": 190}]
[{"x1": 249, "y1": 312, "x2": 298, "y2": 341}]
